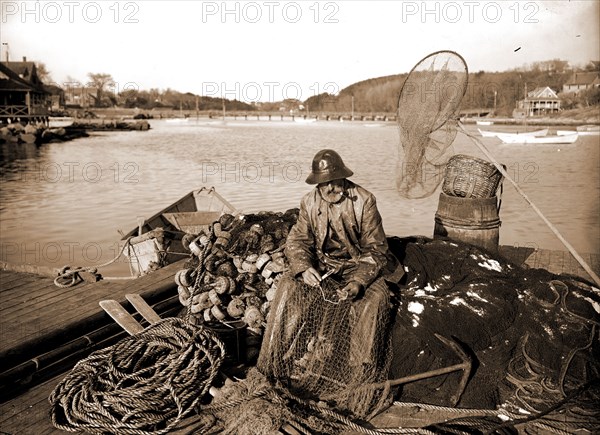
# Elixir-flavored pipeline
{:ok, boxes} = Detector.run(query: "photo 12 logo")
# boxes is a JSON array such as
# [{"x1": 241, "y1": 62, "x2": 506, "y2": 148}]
[
  {"x1": 1, "y1": 241, "x2": 124, "y2": 264},
  {"x1": 16, "y1": 162, "x2": 140, "y2": 183},
  {"x1": 200, "y1": 161, "x2": 304, "y2": 183},
  {"x1": 202, "y1": 81, "x2": 339, "y2": 103},
  {"x1": 200, "y1": 1, "x2": 340, "y2": 24},
  {"x1": 400, "y1": 1, "x2": 539, "y2": 24},
  {"x1": 1, "y1": 1, "x2": 140, "y2": 24}
]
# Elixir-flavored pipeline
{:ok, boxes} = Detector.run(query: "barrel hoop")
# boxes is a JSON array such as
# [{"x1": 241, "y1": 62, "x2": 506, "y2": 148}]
[{"x1": 435, "y1": 214, "x2": 501, "y2": 230}]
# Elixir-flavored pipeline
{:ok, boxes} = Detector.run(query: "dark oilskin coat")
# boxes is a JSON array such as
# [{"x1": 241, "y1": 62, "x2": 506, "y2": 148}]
[{"x1": 286, "y1": 180, "x2": 397, "y2": 288}]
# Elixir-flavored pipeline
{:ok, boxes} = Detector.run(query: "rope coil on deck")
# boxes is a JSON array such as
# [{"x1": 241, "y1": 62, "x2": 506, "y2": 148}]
[
  {"x1": 54, "y1": 238, "x2": 136, "y2": 288},
  {"x1": 48, "y1": 317, "x2": 226, "y2": 434}
]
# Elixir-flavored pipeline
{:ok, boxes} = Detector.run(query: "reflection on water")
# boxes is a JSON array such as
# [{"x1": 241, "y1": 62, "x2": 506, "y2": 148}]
[{"x1": 1, "y1": 120, "x2": 598, "y2": 275}]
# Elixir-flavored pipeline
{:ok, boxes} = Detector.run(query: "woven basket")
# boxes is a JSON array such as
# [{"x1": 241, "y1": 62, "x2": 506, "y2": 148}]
[{"x1": 442, "y1": 154, "x2": 503, "y2": 198}]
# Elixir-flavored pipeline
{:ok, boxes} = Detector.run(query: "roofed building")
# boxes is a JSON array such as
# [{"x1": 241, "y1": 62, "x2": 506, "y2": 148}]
[
  {"x1": 517, "y1": 86, "x2": 561, "y2": 116},
  {"x1": 562, "y1": 71, "x2": 600, "y2": 95},
  {"x1": 0, "y1": 57, "x2": 50, "y2": 124}
]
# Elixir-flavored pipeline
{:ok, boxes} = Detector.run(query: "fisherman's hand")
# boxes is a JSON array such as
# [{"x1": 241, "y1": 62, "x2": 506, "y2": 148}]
[
  {"x1": 337, "y1": 281, "x2": 362, "y2": 301},
  {"x1": 302, "y1": 267, "x2": 322, "y2": 287}
]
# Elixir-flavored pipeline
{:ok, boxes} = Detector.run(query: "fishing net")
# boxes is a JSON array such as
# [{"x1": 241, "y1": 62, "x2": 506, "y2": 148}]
[
  {"x1": 396, "y1": 50, "x2": 468, "y2": 199},
  {"x1": 256, "y1": 273, "x2": 395, "y2": 420},
  {"x1": 386, "y1": 236, "x2": 600, "y2": 432}
]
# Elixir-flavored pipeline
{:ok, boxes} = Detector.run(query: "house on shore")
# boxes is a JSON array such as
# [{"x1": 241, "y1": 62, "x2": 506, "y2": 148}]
[
  {"x1": 562, "y1": 71, "x2": 600, "y2": 95},
  {"x1": 516, "y1": 86, "x2": 561, "y2": 117},
  {"x1": 0, "y1": 57, "x2": 50, "y2": 124}
]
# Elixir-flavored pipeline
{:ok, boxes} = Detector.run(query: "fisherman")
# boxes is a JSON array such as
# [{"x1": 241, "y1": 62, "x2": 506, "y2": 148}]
[
  {"x1": 258, "y1": 150, "x2": 403, "y2": 408},
  {"x1": 286, "y1": 148, "x2": 399, "y2": 300}
]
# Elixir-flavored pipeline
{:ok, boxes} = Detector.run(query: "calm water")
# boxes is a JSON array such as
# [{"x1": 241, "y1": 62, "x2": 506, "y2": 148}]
[{"x1": 1, "y1": 120, "x2": 598, "y2": 276}]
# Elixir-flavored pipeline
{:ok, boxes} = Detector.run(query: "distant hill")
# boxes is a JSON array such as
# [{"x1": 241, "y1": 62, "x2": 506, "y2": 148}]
[{"x1": 305, "y1": 68, "x2": 598, "y2": 117}]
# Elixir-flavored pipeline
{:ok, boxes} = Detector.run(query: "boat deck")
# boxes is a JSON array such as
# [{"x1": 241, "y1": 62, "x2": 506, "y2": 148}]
[{"x1": 0, "y1": 246, "x2": 598, "y2": 434}]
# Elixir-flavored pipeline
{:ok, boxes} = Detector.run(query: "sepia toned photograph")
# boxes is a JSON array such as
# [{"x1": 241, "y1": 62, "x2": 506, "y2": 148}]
[{"x1": 1, "y1": 1, "x2": 599, "y2": 433}]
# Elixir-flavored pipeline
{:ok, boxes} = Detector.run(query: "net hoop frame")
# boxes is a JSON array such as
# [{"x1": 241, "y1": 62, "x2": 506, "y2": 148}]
[{"x1": 397, "y1": 49, "x2": 469, "y2": 133}]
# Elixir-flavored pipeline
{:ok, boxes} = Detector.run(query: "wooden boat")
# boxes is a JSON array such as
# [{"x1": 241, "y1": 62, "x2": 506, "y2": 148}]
[
  {"x1": 122, "y1": 187, "x2": 237, "y2": 276},
  {"x1": 478, "y1": 127, "x2": 548, "y2": 138},
  {"x1": 558, "y1": 126, "x2": 599, "y2": 136},
  {"x1": 48, "y1": 116, "x2": 74, "y2": 128},
  {"x1": 496, "y1": 132, "x2": 578, "y2": 144},
  {"x1": 475, "y1": 120, "x2": 493, "y2": 125}
]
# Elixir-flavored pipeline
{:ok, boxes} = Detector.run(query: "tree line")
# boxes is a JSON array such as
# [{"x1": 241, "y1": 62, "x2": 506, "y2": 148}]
[{"x1": 43, "y1": 59, "x2": 600, "y2": 116}]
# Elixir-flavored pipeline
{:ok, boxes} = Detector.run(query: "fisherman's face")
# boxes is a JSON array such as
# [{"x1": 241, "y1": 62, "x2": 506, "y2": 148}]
[{"x1": 318, "y1": 179, "x2": 346, "y2": 203}]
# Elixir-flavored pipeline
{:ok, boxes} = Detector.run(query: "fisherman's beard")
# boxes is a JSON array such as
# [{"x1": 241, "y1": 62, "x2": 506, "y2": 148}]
[{"x1": 318, "y1": 185, "x2": 346, "y2": 204}]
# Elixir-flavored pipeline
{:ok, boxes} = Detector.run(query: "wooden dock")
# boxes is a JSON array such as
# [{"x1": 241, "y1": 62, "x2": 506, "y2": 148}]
[{"x1": 0, "y1": 246, "x2": 598, "y2": 434}]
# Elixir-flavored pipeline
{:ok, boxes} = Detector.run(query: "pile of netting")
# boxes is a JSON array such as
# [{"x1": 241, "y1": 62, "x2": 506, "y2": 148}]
[
  {"x1": 257, "y1": 275, "x2": 394, "y2": 419},
  {"x1": 197, "y1": 274, "x2": 399, "y2": 435},
  {"x1": 386, "y1": 236, "x2": 600, "y2": 433}
]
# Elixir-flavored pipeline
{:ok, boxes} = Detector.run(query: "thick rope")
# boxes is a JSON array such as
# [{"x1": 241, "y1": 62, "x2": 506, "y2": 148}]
[
  {"x1": 54, "y1": 238, "x2": 138, "y2": 287},
  {"x1": 201, "y1": 381, "x2": 433, "y2": 434},
  {"x1": 49, "y1": 318, "x2": 226, "y2": 434},
  {"x1": 54, "y1": 236, "x2": 193, "y2": 288}
]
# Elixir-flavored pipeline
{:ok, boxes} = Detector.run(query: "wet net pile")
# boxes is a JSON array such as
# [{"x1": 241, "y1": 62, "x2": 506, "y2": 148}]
[
  {"x1": 396, "y1": 51, "x2": 468, "y2": 199},
  {"x1": 256, "y1": 275, "x2": 394, "y2": 420},
  {"x1": 387, "y1": 236, "x2": 600, "y2": 433}
]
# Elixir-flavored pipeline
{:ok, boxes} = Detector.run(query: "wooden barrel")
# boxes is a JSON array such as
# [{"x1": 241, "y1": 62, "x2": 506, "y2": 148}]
[{"x1": 433, "y1": 192, "x2": 501, "y2": 253}]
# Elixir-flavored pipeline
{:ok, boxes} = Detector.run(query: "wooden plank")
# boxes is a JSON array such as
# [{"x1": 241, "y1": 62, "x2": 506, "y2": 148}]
[
  {"x1": 1, "y1": 282, "x2": 75, "y2": 312},
  {"x1": 0, "y1": 375, "x2": 60, "y2": 432},
  {"x1": 2, "y1": 283, "x2": 99, "y2": 320},
  {"x1": 99, "y1": 300, "x2": 143, "y2": 335},
  {"x1": 0, "y1": 279, "x2": 60, "y2": 307},
  {"x1": 126, "y1": 294, "x2": 162, "y2": 324},
  {"x1": 0, "y1": 274, "x2": 40, "y2": 292},
  {"x1": 0, "y1": 260, "x2": 183, "y2": 354}
]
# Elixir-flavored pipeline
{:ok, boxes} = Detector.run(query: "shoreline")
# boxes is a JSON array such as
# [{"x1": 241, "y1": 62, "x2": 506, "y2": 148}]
[
  {"x1": 0, "y1": 119, "x2": 151, "y2": 146},
  {"x1": 65, "y1": 106, "x2": 600, "y2": 127}
]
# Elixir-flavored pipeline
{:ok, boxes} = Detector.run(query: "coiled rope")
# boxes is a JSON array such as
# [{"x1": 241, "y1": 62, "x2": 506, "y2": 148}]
[
  {"x1": 54, "y1": 238, "x2": 137, "y2": 288},
  {"x1": 54, "y1": 236, "x2": 192, "y2": 288},
  {"x1": 49, "y1": 317, "x2": 226, "y2": 434}
]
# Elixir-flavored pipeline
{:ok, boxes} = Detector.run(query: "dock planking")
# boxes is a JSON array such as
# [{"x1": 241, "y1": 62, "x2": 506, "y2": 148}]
[
  {"x1": 499, "y1": 245, "x2": 599, "y2": 283},
  {"x1": 0, "y1": 246, "x2": 598, "y2": 434},
  {"x1": 0, "y1": 260, "x2": 185, "y2": 354}
]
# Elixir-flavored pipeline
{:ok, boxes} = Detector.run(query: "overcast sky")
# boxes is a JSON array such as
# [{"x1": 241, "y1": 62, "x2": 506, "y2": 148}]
[{"x1": 1, "y1": 0, "x2": 599, "y2": 102}]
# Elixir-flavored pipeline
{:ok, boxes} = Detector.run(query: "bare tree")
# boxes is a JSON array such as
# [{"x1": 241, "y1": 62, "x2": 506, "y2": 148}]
[
  {"x1": 35, "y1": 62, "x2": 52, "y2": 83},
  {"x1": 87, "y1": 73, "x2": 115, "y2": 107}
]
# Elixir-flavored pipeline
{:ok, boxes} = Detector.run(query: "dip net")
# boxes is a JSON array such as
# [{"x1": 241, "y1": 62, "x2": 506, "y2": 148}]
[
  {"x1": 256, "y1": 274, "x2": 395, "y2": 420},
  {"x1": 396, "y1": 50, "x2": 468, "y2": 199}
]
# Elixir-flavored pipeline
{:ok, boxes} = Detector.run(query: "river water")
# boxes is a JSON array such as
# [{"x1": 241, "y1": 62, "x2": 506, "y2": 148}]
[{"x1": 1, "y1": 120, "x2": 598, "y2": 276}]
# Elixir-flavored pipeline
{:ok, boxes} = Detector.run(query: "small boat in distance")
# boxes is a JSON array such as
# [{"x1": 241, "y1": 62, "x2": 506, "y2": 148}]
[
  {"x1": 496, "y1": 133, "x2": 578, "y2": 145},
  {"x1": 48, "y1": 116, "x2": 74, "y2": 128},
  {"x1": 478, "y1": 128, "x2": 548, "y2": 138},
  {"x1": 557, "y1": 125, "x2": 599, "y2": 136}
]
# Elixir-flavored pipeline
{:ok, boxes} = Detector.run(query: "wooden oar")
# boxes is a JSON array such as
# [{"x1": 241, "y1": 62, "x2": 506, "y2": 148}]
[
  {"x1": 125, "y1": 293, "x2": 162, "y2": 324},
  {"x1": 99, "y1": 300, "x2": 143, "y2": 335}
]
